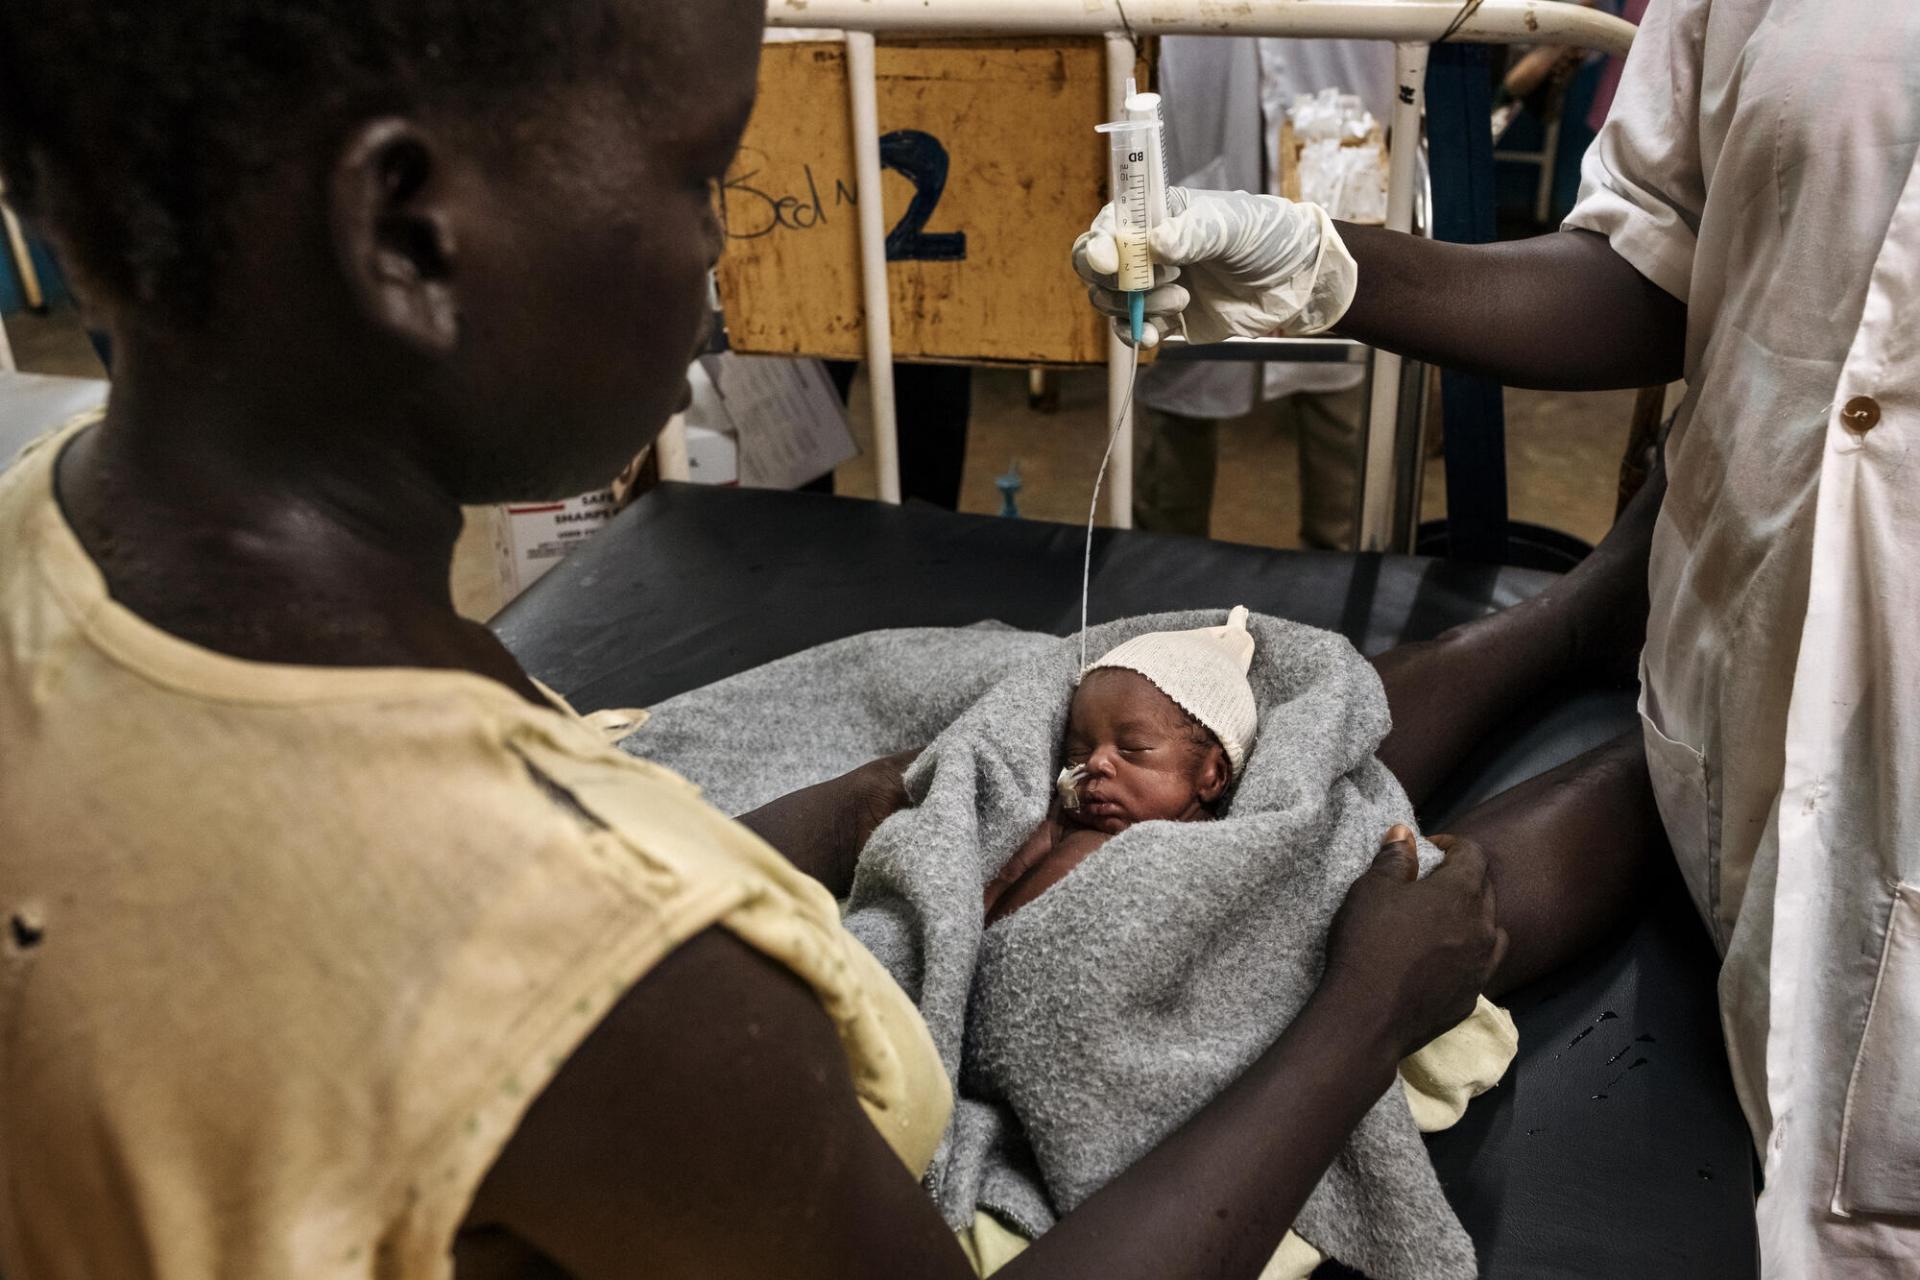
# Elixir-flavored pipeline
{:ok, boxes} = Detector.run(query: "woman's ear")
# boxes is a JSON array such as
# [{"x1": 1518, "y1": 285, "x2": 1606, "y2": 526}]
[
  {"x1": 329, "y1": 118, "x2": 462, "y2": 354},
  {"x1": 1196, "y1": 747, "x2": 1231, "y2": 806}
]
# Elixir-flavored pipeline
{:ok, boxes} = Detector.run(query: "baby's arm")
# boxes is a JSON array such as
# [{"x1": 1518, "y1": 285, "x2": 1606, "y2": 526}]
[{"x1": 982, "y1": 805, "x2": 1065, "y2": 919}]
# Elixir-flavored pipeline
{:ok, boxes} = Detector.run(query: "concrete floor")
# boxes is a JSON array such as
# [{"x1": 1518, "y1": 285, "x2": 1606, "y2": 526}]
[{"x1": 7, "y1": 303, "x2": 1637, "y2": 592}]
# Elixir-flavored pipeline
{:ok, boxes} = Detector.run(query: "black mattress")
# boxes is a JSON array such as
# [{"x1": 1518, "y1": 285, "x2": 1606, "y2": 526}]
[{"x1": 495, "y1": 482, "x2": 1759, "y2": 1279}]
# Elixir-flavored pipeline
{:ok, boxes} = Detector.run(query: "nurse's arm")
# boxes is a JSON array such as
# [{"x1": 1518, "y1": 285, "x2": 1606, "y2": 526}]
[{"x1": 1333, "y1": 225, "x2": 1687, "y2": 392}]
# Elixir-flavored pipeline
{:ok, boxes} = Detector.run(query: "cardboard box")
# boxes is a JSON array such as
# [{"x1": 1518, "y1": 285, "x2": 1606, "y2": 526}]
[
  {"x1": 494, "y1": 489, "x2": 622, "y2": 601},
  {"x1": 715, "y1": 39, "x2": 1150, "y2": 367},
  {"x1": 1279, "y1": 118, "x2": 1390, "y2": 226}
]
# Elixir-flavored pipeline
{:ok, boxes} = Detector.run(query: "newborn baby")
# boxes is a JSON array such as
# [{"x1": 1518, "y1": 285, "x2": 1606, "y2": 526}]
[{"x1": 984, "y1": 607, "x2": 1258, "y2": 925}]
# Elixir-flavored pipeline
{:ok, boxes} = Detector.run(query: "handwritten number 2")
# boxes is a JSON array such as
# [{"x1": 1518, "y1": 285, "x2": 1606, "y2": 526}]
[{"x1": 879, "y1": 130, "x2": 968, "y2": 263}]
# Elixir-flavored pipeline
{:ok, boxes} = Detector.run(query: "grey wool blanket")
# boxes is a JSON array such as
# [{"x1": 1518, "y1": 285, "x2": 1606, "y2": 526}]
[{"x1": 620, "y1": 612, "x2": 1478, "y2": 1280}]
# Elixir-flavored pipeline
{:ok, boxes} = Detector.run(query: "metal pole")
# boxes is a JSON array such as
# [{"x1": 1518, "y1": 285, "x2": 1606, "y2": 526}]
[
  {"x1": 1534, "y1": 112, "x2": 1563, "y2": 225},
  {"x1": 761, "y1": 2, "x2": 1637, "y2": 534},
  {"x1": 1355, "y1": 39, "x2": 1428, "y2": 551},
  {"x1": 1390, "y1": 355, "x2": 1429, "y2": 549},
  {"x1": 655, "y1": 414, "x2": 692, "y2": 482},
  {"x1": 1, "y1": 176, "x2": 37, "y2": 371},
  {"x1": 769, "y1": 0, "x2": 1636, "y2": 58},
  {"x1": 1, "y1": 185, "x2": 43, "y2": 313},
  {"x1": 846, "y1": 31, "x2": 903, "y2": 504},
  {"x1": 1104, "y1": 31, "x2": 1135, "y2": 529},
  {"x1": 1390, "y1": 165, "x2": 1440, "y2": 551}
]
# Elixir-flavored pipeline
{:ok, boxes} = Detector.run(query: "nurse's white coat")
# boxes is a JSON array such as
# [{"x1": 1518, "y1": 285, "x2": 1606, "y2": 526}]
[{"x1": 1567, "y1": 0, "x2": 1920, "y2": 1270}]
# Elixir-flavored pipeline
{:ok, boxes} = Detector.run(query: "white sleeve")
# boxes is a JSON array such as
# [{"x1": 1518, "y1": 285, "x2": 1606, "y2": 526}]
[{"x1": 1562, "y1": 0, "x2": 1710, "y2": 304}]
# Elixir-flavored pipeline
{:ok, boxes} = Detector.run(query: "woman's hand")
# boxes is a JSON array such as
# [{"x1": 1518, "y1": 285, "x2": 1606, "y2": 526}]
[
  {"x1": 1322, "y1": 827, "x2": 1508, "y2": 1060},
  {"x1": 1070, "y1": 187, "x2": 1359, "y2": 347}
]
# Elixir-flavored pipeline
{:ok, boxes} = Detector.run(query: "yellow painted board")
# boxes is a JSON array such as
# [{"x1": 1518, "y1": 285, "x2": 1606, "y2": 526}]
[{"x1": 715, "y1": 39, "x2": 1149, "y2": 367}]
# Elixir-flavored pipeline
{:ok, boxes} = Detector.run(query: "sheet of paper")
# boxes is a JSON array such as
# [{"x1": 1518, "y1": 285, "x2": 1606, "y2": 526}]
[{"x1": 700, "y1": 353, "x2": 858, "y2": 490}]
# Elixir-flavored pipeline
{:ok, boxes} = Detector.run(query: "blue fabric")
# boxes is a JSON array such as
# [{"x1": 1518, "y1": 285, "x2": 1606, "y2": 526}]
[
  {"x1": 0, "y1": 234, "x2": 70, "y2": 314},
  {"x1": 1425, "y1": 44, "x2": 1510, "y2": 565}
]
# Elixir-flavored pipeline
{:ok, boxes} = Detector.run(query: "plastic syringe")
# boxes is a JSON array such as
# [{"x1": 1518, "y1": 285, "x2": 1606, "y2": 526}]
[{"x1": 1094, "y1": 80, "x2": 1170, "y2": 344}]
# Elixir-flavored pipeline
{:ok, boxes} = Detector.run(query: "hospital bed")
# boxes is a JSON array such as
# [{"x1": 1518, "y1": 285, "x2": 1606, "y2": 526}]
[
  {"x1": 496, "y1": 482, "x2": 1761, "y2": 1278},
  {"x1": 0, "y1": 381, "x2": 1756, "y2": 1274},
  {"x1": 0, "y1": 360, "x2": 1766, "y2": 1270},
  {"x1": 643, "y1": 38, "x2": 1757, "y2": 1271}
]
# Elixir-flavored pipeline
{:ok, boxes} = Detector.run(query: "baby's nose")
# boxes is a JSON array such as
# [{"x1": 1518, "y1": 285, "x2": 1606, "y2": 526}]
[{"x1": 1085, "y1": 747, "x2": 1120, "y2": 776}]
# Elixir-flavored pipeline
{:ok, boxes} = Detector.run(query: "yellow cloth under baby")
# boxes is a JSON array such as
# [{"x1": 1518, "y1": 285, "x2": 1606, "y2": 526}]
[{"x1": 955, "y1": 996, "x2": 1519, "y2": 1278}]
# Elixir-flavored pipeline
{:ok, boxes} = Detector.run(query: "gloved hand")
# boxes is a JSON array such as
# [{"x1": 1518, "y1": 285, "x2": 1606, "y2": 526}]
[{"x1": 1070, "y1": 187, "x2": 1359, "y2": 348}]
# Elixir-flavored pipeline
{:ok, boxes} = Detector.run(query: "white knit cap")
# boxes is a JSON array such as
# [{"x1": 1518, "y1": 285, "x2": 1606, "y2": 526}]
[{"x1": 1086, "y1": 605, "x2": 1258, "y2": 775}]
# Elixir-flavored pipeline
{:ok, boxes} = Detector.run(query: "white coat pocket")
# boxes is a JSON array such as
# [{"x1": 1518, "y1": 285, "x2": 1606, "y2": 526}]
[
  {"x1": 1638, "y1": 684, "x2": 1718, "y2": 945},
  {"x1": 1832, "y1": 883, "x2": 1920, "y2": 1218}
]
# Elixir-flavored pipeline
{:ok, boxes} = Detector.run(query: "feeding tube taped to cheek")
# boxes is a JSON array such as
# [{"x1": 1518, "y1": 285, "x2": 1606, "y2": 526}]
[{"x1": 1096, "y1": 80, "x2": 1170, "y2": 344}]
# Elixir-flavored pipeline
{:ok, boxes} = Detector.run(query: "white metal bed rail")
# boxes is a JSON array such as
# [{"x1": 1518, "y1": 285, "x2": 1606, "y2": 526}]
[{"x1": 766, "y1": 0, "x2": 1635, "y2": 546}]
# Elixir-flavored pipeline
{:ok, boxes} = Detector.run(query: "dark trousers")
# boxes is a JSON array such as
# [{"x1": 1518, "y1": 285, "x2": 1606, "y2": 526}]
[{"x1": 809, "y1": 361, "x2": 971, "y2": 511}]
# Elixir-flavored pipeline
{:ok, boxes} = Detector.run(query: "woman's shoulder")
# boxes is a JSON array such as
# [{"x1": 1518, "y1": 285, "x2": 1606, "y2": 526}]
[{"x1": 0, "y1": 667, "x2": 950, "y2": 1274}]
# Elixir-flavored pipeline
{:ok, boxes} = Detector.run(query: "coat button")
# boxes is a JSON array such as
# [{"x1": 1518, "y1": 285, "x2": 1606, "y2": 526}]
[{"x1": 1841, "y1": 395, "x2": 1881, "y2": 433}]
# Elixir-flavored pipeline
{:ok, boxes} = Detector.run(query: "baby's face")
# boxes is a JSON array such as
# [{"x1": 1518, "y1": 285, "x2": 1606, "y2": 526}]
[{"x1": 1061, "y1": 668, "x2": 1230, "y2": 834}]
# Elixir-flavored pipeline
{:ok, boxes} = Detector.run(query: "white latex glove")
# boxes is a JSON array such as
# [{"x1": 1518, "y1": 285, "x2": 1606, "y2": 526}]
[{"x1": 1070, "y1": 187, "x2": 1358, "y2": 348}]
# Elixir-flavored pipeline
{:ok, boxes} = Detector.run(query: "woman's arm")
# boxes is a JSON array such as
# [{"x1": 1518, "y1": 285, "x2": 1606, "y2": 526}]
[
  {"x1": 1332, "y1": 225, "x2": 1687, "y2": 391},
  {"x1": 463, "y1": 833, "x2": 1504, "y2": 1279},
  {"x1": 735, "y1": 749, "x2": 919, "y2": 897}
]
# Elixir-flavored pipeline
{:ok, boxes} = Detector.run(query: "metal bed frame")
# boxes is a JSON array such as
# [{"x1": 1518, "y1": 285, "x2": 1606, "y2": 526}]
[
  {"x1": 0, "y1": 4, "x2": 1635, "y2": 542},
  {"x1": 758, "y1": 0, "x2": 1634, "y2": 549}
]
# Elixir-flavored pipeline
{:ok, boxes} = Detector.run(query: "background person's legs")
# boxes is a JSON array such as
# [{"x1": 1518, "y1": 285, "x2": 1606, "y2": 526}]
[
  {"x1": 893, "y1": 363, "x2": 970, "y2": 510},
  {"x1": 1290, "y1": 387, "x2": 1365, "y2": 551},
  {"x1": 818, "y1": 361, "x2": 972, "y2": 510},
  {"x1": 1133, "y1": 388, "x2": 1362, "y2": 546},
  {"x1": 1131, "y1": 406, "x2": 1219, "y2": 535}
]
